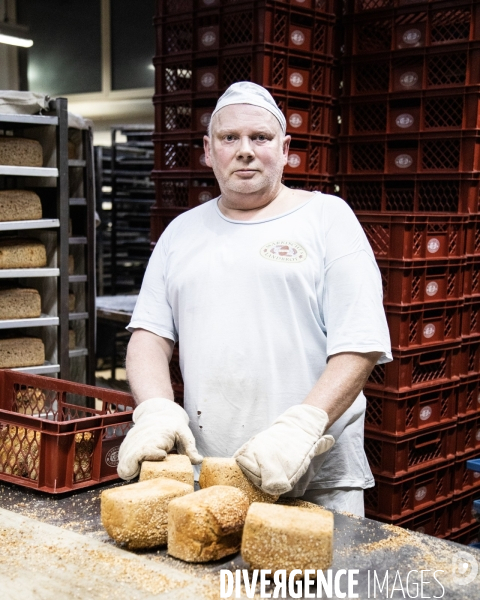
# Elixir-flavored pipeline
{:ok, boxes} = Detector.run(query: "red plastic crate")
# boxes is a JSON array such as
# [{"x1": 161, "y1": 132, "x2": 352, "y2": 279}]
[
  {"x1": 345, "y1": 3, "x2": 480, "y2": 56},
  {"x1": 157, "y1": 0, "x2": 339, "y2": 18},
  {"x1": 457, "y1": 374, "x2": 480, "y2": 417},
  {"x1": 150, "y1": 205, "x2": 189, "y2": 245},
  {"x1": 451, "y1": 487, "x2": 479, "y2": 532},
  {"x1": 347, "y1": 0, "x2": 476, "y2": 14},
  {"x1": 465, "y1": 215, "x2": 480, "y2": 257},
  {"x1": 447, "y1": 521, "x2": 480, "y2": 545},
  {"x1": 340, "y1": 132, "x2": 480, "y2": 175},
  {"x1": 154, "y1": 51, "x2": 335, "y2": 98},
  {"x1": 341, "y1": 88, "x2": 480, "y2": 136},
  {"x1": 0, "y1": 370, "x2": 135, "y2": 494},
  {"x1": 153, "y1": 136, "x2": 212, "y2": 172},
  {"x1": 364, "y1": 461, "x2": 455, "y2": 520},
  {"x1": 459, "y1": 335, "x2": 480, "y2": 376},
  {"x1": 284, "y1": 139, "x2": 336, "y2": 176},
  {"x1": 364, "y1": 423, "x2": 457, "y2": 477},
  {"x1": 282, "y1": 174, "x2": 335, "y2": 193},
  {"x1": 359, "y1": 214, "x2": 467, "y2": 260},
  {"x1": 365, "y1": 383, "x2": 458, "y2": 435},
  {"x1": 456, "y1": 414, "x2": 480, "y2": 455},
  {"x1": 344, "y1": 44, "x2": 480, "y2": 97},
  {"x1": 454, "y1": 449, "x2": 480, "y2": 494},
  {"x1": 154, "y1": 97, "x2": 216, "y2": 134},
  {"x1": 463, "y1": 256, "x2": 480, "y2": 298},
  {"x1": 339, "y1": 174, "x2": 480, "y2": 214},
  {"x1": 368, "y1": 342, "x2": 461, "y2": 392},
  {"x1": 386, "y1": 302, "x2": 463, "y2": 350},
  {"x1": 384, "y1": 498, "x2": 452, "y2": 538},
  {"x1": 378, "y1": 259, "x2": 464, "y2": 305},
  {"x1": 461, "y1": 298, "x2": 480, "y2": 337},
  {"x1": 153, "y1": 176, "x2": 219, "y2": 209},
  {"x1": 156, "y1": 8, "x2": 336, "y2": 58}
]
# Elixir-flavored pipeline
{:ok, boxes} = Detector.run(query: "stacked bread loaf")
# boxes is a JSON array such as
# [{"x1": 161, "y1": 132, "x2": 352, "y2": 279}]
[
  {"x1": 0, "y1": 337, "x2": 45, "y2": 368},
  {"x1": 0, "y1": 137, "x2": 43, "y2": 167},
  {"x1": 0, "y1": 238, "x2": 47, "y2": 269},
  {"x1": 0, "y1": 190, "x2": 42, "y2": 222},
  {"x1": 0, "y1": 288, "x2": 41, "y2": 320}
]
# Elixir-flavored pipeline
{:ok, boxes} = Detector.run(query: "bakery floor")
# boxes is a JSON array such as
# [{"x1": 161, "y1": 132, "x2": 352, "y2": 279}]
[{"x1": 0, "y1": 481, "x2": 478, "y2": 599}]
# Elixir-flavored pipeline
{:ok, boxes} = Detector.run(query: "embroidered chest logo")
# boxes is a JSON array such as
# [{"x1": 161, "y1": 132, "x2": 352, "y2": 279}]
[{"x1": 260, "y1": 241, "x2": 307, "y2": 263}]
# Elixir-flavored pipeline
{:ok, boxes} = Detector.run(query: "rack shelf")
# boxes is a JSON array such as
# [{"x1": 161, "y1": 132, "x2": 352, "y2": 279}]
[
  {"x1": 0, "y1": 166, "x2": 58, "y2": 177},
  {"x1": 0, "y1": 268, "x2": 59, "y2": 278},
  {"x1": 11, "y1": 362, "x2": 60, "y2": 375},
  {"x1": 0, "y1": 219, "x2": 60, "y2": 232},
  {"x1": 0, "y1": 315, "x2": 59, "y2": 329}
]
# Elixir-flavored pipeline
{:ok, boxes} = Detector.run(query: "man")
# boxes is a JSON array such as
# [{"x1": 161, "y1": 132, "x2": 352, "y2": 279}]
[{"x1": 117, "y1": 82, "x2": 392, "y2": 516}]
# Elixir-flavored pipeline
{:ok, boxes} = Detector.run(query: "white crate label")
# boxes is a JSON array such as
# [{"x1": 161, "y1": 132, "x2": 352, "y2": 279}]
[
  {"x1": 291, "y1": 30, "x2": 306, "y2": 45},
  {"x1": 419, "y1": 406, "x2": 432, "y2": 421},
  {"x1": 288, "y1": 154, "x2": 301, "y2": 168},
  {"x1": 426, "y1": 281, "x2": 439, "y2": 296},
  {"x1": 400, "y1": 72, "x2": 419, "y2": 87},
  {"x1": 415, "y1": 486, "x2": 427, "y2": 501},
  {"x1": 201, "y1": 73, "x2": 215, "y2": 87},
  {"x1": 423, "y1": 324, "x2": 436, "y2": 339},
  {"x1": 395, "y1": 154, "x2": 413, "y2": 168},
  {"x1": 427, "y1": 238, "x2": 441, "y2": 253},
  {"x1": 403, "y1": 29, "x2": 422, "y2": 45},
  {"x1": 290, "y1": 72, "x2": 304, "y2": 87},
  {"x1": 396, "y1": 113, "x2": 415, "y2": 128},
  {"x1": 289, "y1": 113, "x2": 303, "y2": 128}
]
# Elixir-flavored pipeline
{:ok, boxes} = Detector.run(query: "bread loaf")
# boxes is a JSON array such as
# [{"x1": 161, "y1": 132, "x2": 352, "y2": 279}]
[
  {"x1": 140, "y1": 454, "x2": 194, "y2": 487},
  {"x1": 0, "y1": 239, "x2": 46, "y2": 269},
  {"x1": 0, "y1": 137, "x2": 43, "y2": 167},
  {"x1": 0, "y1": 190, "x2": 42, "y2": 222},
  {"x1": 168, "y1": 485, "x2": 249, "y2": 562},
  {"x1": 199, "y1": 457, "x2": 278, "y2": 504},
  {"x1": 241, "y1": 503, "x2": 334, "y2": 574},
  {"x1": 0, "y1": 337, "x2": 44, "y2": 368},
  {"x1": 0, "y1": 425, "x2": 40, "y2": 480},
  {"x1": 276, "y1": 497, "x2": 327, "y2": 512},
  {"x1": 101, "y1": 477, "x2": 193, "y2": 549},
  {"x1": 0, "y1": 288, "x2": 41, "y2": 320},
  {"x1": 15, "y1": 387, "x2": 45, "y2": 415},
  {"x1": 68, "y1": 329, "x2": 76, "y2": 350},
  {"x1": 68, "y1": 292, "x2": 75, "y2": 312}
]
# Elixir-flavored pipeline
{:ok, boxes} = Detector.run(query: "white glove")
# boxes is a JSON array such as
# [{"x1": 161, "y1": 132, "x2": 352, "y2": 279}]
[
  {"x1": 234, "y1": 404, "x2": 335, "y2": 495},
  {"x1": 117, "y1": 397, "x2": 203, "y2": 480}
]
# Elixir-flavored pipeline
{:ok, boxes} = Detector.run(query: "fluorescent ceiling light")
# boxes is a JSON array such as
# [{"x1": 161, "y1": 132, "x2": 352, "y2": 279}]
[{"x1": 0, "y1": 22, "x2": 33, "y2": 48}]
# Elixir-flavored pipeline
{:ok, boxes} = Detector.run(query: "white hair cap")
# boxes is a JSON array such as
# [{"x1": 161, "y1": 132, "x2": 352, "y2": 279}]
[{"x1": 210, "y1": 81, "x2": 286, "y2": 134}]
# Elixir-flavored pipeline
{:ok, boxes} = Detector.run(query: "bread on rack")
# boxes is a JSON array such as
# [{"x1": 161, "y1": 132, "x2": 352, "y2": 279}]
[
  {"x1": 0, "y1": 337, "x2": 45, "y2": 368},
  {"x1": 0, "y1": 288, "x2": 41, "y2": 320},
  {"x1": 0, "y1": 190, "x2": 42, "y2": 222},
  {"x1": 0, "y1": 137, "x2": 43, "y2": 167},
  {"x1": 0, "y1": 238, "x2": 47, "y2": 269},
  {"x1": 68, "y1": 329, "x2": 76, "y2": 350},
  {"x1": 68, "y1": 292, "x2": 75, "y2": 312}
]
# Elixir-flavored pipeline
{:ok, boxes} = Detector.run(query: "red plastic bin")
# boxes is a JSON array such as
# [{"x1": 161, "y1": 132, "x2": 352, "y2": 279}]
[
  {"x1": 359, "y1": 214, "x2": 467, "y2": 260},
  {"x1": 364, "y1": 422, "x2": 457, "y2": 478},
  {"x1": 367, "y1": 342, "x2": 461, "y2": 392},
  {"x1": 451, "y1": 487, "x2": 479, "y2": 532},
  {"x1": 461, "y1": 297, "x2": 480, "y2": 337},
  {"x1": 345, "y1": 2, "x2": 480, "y2": 55},
  {"x1": 0, "y1": 370, "x2": 135, "y2": 494},
  {"x1": 463, "y1": 256, "x2": 480, "y2": 297},
  {"x1": 378, "y1": 259, "x2": 464, "y2": 305},
  {"x1": 365, "y1": 382, "x2": 458, "y2": 436},
  {"x1": 153, "y1": 176, "x2": 219, "y2": 209},
  {"x1": 454, "y1": 449, "x2": 480, "y2": 494},
  {"x1": 381, "y1": 498, "x2": 452, "y2": 538},
  {"x1": 339, "y1": 174, "x2": 480, "y2": 214},
  {"x1": 465, "y1": 215, "x2": 480, "y2": 257},
  {"x1": 456, "y1": 414, "x2": 480, "y2": 455},
  {"x1": 344, "y1": 44, "x2": 480, "y2": 97},
  {"x1": 386, "y1": 302, "x2": 463, "y2": 350},
  {"x1": 459, "y1": 335, "x2": 480, "y2": 376},
  {"x1": 457, "y1": 374, "x2": 480, "y2": 417},
  {"x1": 364, "y1": 461, "x2": 455, "y2": 521},
  {"x1": 341, "y1": 88, "x2": 480, "y2": 136},
  {"x1": 447, "y1": 521, "x2": 480, "y2": 545}
]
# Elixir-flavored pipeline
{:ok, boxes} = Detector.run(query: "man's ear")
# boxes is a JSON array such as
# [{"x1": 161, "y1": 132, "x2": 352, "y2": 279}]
[
  {"x1": 282, "y1": 135, "x2": 292, "y2": 165},
  {"x1": 204, "y1": 135, "x2": 212, "y2": 167}
]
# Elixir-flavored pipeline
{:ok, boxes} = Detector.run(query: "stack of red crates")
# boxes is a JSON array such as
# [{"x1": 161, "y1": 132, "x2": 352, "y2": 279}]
[
  {"x1": 339, "y1": 0, "x2": 480, "y2": 543},
  {"x1": 150, "y1": 0, "x2": 341, "y2": 244}
]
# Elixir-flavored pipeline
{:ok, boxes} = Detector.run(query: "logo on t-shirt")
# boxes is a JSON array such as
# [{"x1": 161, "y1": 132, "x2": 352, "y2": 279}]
[{"x1": 260, "y1": 241, "x2": 307, "y2": 263}]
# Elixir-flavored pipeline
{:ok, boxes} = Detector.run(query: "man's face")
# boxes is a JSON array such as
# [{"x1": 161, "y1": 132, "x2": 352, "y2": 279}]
[{"x1": 203, "y1": 104, "x2": 290, "y2": 199}]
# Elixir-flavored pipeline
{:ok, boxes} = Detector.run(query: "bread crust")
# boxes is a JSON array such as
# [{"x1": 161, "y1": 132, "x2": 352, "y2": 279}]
[{"x1": 140, "y1": 454, "x2": 194, "y2": 487}]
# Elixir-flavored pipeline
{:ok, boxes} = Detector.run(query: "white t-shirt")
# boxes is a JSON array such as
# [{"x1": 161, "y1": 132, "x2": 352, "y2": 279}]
[{"x1": 127, "y1": 193, "x2": 392, "y2": 494}]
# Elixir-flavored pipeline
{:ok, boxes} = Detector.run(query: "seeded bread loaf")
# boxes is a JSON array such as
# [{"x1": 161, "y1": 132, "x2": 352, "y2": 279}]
[
  {"x1": 140, "y1": 454, "x2": 194, "y2": 487},
  {"x1": 0, "y1": 288, "x2": 41, "y2": 320},
  {"x1": 101, "y1": 477, "x2": 193, "y2": 549},
  {"x1": 68, "y1": 292, "x2": 75, "y2": 312},
  {"x1": 0, "y1": 239, "x2": 46, "y2": 269},
  {"x1": 0, "y1": 190, "x2": 42, "y2": 222},
  {"x1": 199, "y1": 457, "x2": 278, "y2": 504},
  {"x1": 241, "y1": 502, "x2": 334, "y2": 574},
  {"x1": 0, "y1": 137, "x2": 43, "y2": 167},
  {"x1": 0, "y1": 337, "x2": 45, "y2": 368},
  {"x1": 168, "y1": 485, "x2": 249, "y2": 562}
]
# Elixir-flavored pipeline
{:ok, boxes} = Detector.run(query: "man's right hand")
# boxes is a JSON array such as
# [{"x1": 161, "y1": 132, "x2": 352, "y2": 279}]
[{"x1": 117, "y1": 397, "x2": 203, "y2": 480}]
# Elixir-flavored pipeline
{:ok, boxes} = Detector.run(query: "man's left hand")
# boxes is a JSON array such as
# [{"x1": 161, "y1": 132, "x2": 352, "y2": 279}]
[{"x1": 233, "y1": 404, "x2": 335, "y2": 495}]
